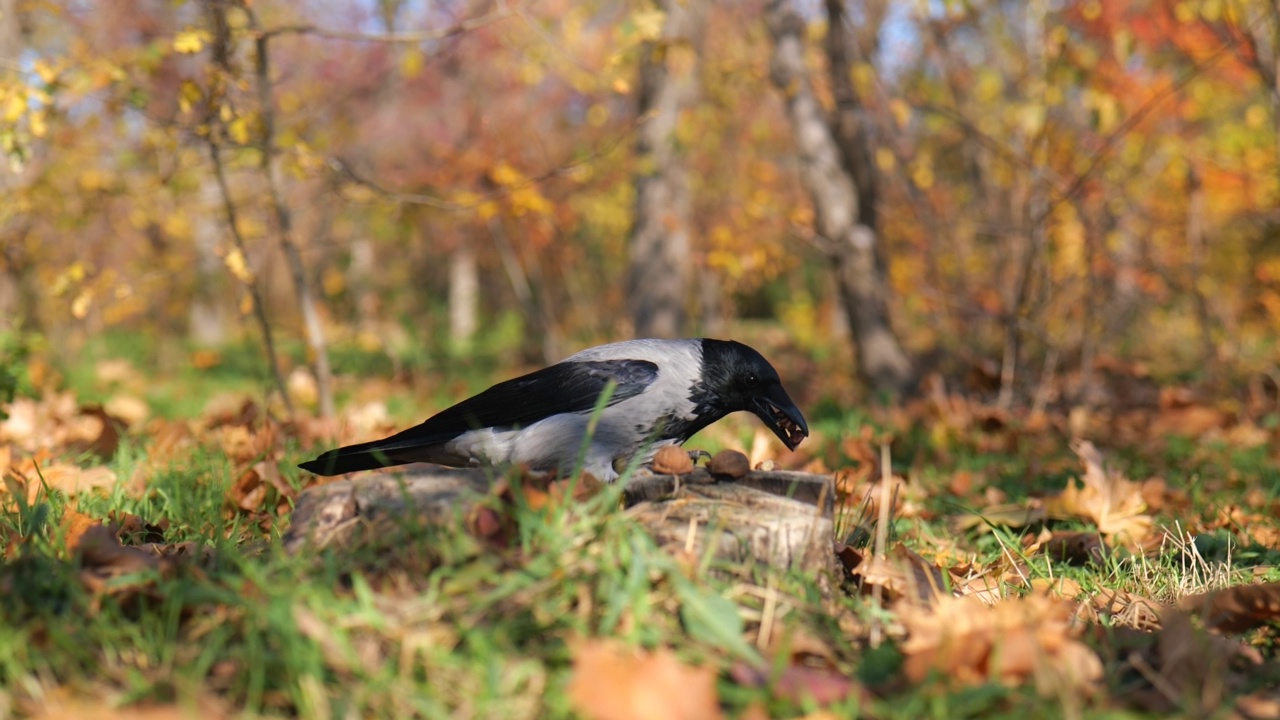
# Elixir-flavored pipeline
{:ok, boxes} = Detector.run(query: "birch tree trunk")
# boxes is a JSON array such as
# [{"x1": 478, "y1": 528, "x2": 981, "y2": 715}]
[
  {"x1": 448, "y1": 241, "x2": 479, "y2": 353},
  {"x1": 626, "y1": 0, "x2": 707, "y2": 339},
  {"x1": 766, "y1": 0, "x2": 913, "y2": 398}
]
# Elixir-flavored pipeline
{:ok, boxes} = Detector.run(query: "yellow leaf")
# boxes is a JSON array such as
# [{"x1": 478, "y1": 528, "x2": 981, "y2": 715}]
[
  {"x1": 4, "y1": 93, "x2": 26, "y2": 123},
  {"x1": 490, "y1": 163, "x2": 522, "y2": 186},
  {"x1": 239, "y1": 293, "x2": 254, "y2": 316},
  {"x1": 586, "y1": 103, "x2": 609, "y2": 127},
  {"x1": 322, "y1": 267, "x2": 345, "y2": 297},
  {"x1": 875, "y1": 147, "x2": 895, "y2": 171},
  {"x1": 476, "y1": 200, "x2": 499, "y2": 221},
  {"x1": 71, "y1": 289, "x2": 93, "y2": 319},
  {"x1": 1246, "y1": 104, "x2": 1268, "y2": 129},
  {"x1": 179, "y1": 80, "x2": 202, "y2": 114},
  {"x1": 400, "y1": 47, "x2": 424, "y2": 79},
  {"x1": 224, "y1": 248, "x2": 254, "y2": 284},
  {"x1": 29, "y1": 110, "x2": 46, "y2": 138},
  {"x1": 228, "y1": 117, "x2": 250, "y2": 145},
  {"x1": 173, "y1": 29, "x2": 211, "y2": 55},
  {"x1": 632, "y1": 9, "x2": 666, "y2": 41},
  {"x1": 850, "y1": 62, "x2": 874, "y2": 96},
  {"x1": 888, "y1": 98, "x2": 910, "y2": 129}
]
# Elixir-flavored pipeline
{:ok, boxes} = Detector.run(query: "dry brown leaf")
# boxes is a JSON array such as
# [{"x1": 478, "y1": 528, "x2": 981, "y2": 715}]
[
  {"x1": 28, "y1": 692, "x2": 228, "y2": 720},
  {"x1": 78, "y1": 525, "x2": 160, "y2": 575},
  {"x1": 1037, "y1": 531, "x2": 1107, "y2": 565},
  {"x1": 1178, "y1": 582, "x2": 1280, "y2": 634},
  {"x1": 568, "y1": 639, "x2": 723, "y2": 720},
  {"x1": 12, "y1": 459, "x2": 118, "y2": 502},
  {"x1": 1044, "y1": 441, "x2": 1152, "y2": 544},
  {"x1": 1125, "y1": 610, "x2": 1264, "y2": 714},
  {"x1": 729, "y1": 662, "x2": 866, "y2": 707},
  {"x1": 1148, "y1": 404, "x2": 1229, "y2": 439},
  {"x1": 1236, "y1": 691, "x2": 1280, "y2": 720},
  {"x1": 898, "y1": 595, "x2": 1103, "y2": 696},
  {"x1": 853, "y1": 545, "x2": 953, "y2": 605},
  {"x1": 1029, "y1": 576, "x2": 1083, "y2": 600},
  {"x1": 1091, "y1": 589, "x2": 1165, "y2": 631},
  {"x1": 61, "y1": 507, "x2": 99, "y2": 552},
  {"x1": 104, "y1": 394, "x2": 150, "y2": 429}
]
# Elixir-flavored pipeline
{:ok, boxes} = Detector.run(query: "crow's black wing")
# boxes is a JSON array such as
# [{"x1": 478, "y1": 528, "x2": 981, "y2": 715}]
[
  {"x1": 405, "y1": 359, "x2": 658, "y2": 441},
  {"x1": 299, "y1": 359, "x2": 659, "y2": 475}
]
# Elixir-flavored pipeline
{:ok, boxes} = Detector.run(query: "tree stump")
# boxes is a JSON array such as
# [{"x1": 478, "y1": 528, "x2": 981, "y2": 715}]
[{"x1": 284, "y1": 466, "x2": 835, "y2": 578}]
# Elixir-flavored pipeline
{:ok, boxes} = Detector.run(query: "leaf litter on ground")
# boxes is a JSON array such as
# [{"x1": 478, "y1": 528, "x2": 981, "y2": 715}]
[{"x1": 3, "y1": 375, "x2": 1280, "y2": 717}]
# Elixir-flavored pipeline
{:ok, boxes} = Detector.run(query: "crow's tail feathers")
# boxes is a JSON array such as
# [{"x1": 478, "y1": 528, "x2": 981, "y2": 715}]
[{"x1": 297, "y1": 438, "x2": 415, "y2": 476}]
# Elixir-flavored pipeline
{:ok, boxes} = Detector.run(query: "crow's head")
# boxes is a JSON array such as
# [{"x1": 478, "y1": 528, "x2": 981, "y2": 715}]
[{"x1": 698, "y1": 340, "x2": 809, "y2": 451}]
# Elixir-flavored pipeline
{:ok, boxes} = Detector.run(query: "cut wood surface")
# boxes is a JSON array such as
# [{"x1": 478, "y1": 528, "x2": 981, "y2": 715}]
[{"x1": 284, "y1": 466, "x2": 836, "y2": 577}]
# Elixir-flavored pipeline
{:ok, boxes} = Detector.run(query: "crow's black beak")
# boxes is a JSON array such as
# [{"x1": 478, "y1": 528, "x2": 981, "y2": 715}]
[{"x1": 751, "y1": 386, "x2": 809, "y2": 451}]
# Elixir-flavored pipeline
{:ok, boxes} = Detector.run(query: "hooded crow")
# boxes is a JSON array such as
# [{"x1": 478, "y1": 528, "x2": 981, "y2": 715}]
[{"x1": 299, "y1": 338, "x2": 808, "y2": 482}]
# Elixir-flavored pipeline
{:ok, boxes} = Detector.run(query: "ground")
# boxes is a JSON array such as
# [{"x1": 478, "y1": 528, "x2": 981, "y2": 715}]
[{"x1": 2, "y1": 342, "x2": 1279, "y2": 719}]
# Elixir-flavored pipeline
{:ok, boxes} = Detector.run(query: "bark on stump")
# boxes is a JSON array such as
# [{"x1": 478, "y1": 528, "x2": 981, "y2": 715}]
[{"x1": 284, "y1": 466, "x2": 835, "y2": 578}]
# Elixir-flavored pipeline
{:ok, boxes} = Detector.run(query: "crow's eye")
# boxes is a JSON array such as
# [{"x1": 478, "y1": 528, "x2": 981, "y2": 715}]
[{"x1": 745, "y1": 373, "x2": 759, "y2": 387}]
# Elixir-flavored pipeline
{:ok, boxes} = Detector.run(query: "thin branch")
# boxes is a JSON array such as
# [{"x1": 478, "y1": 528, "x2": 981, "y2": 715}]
[
  {"x1": 326, "y1": 115, "x2": 642, "y2": 210},
  {"x1": 256, "y1": 3, "x2": 515, "y2": 44},
  {"x1": 206, "y1": 138, "x2": 295, "y2": 419},
  {"x1": 243, "y1": 0, "x2": 337, "y2": 419}
]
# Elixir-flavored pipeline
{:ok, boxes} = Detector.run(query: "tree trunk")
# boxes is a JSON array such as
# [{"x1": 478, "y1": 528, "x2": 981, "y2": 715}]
[
  {"x1": 189, "y1": 178, "x2": 230, "y2": 346},
  {"x1": 0, "y1": 0, "x2": 38, "y2": 333},
  {"x1": 765, "y1": 0, "x2": 913, "y2": 398},
  {"x1": 448, "y1": 240, "x2": 479, "y2": 354},
  {"x1": 247, "y1": 12, "x2": 336, "y2": 419},
  {"x1": 626, "y1": 0, "x2": 707, "y2": 339}
]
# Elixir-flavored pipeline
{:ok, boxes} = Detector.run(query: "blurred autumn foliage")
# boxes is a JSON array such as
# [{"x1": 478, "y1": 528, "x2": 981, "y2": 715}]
[{"x1": 1, "y1": 0, "x2": 1279, "y2": 408}]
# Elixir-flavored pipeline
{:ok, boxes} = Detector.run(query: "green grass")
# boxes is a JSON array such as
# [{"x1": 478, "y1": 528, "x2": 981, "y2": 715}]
[{"x1": 4, "y1": 341, "x2": 1280, "y2": 717}]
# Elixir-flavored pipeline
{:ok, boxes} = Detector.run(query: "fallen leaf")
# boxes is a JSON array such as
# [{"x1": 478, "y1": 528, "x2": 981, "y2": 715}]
[
  {"x1": 899, "y1": 594, "x2": 1103, "y2": 695},
  {"x1": 1038, "y1": 531, "x2": 1107, "y2": 565},
  {"x1": 853, "y1": 544, "x2": 953, "y2": 605},
  {"x1": 568, "y1": 639, "x2": 723, "y2": 720},
  {"x1": 729, "y1": 662, "x2": 866, "y2": 706},
  {"x1": 61, "y1": 507, "x2": 99, "y2": 552},
  {"x1": 1178, "y1": 582, "x2": 1280, "y2": 634},
  {"x1": 78, "y1": 524, "x2": 160, "y2": 575},
  {"x1": 1044, "y1": 441, "x2": 1152, "y2": 544}
]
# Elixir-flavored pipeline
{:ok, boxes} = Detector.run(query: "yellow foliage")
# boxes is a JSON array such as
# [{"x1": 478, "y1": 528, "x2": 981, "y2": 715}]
[
  {"x1": 179, "y1": 80, "x2": 202, "y2": 114},
  {"x1": 322, "y1": 266, "x2": 345, "y2": 297},
  {"x1": 400, "y1": 47, "x2": 425, "y2": 79},
  {"x1": 490, "y1": 163, "x2": 523, "y2": 186},
  {"x1": 510, "y1": 187, "x2": 552, "y2": 217},
  {"x1": 587, "y1": 103, "x2": 610, "y2": 127},
  {"x1": 71, "y1": 288, "x2": 93, "y2": 319},
  {"x1": 172, "y1": 29, "x2": 212, "y2": 55},
  {"x1": 78, "y1": 168, "x2": 111, "y2": 192},
  {"x1": 4, "y1": 92, "x2": 26, "y2": 123},
  {"x1": 228, "y1": 116, "x2": 251, "y2": 145},
  {"x1": 224, "y1": 248, "x2": 255, "y2": 284},
  {"x1": 888, "y1": 98, "x2": 910, "y2": 129},
  {"x1": 875, "y1": 147, "x2": 895, "y2": 172},
  {"x1": 29, "y1": 110, "x2": 46, "y2": 138},
  {"x1": 850, "y1": 62, "x2": 874, "y2": 97},
  {"x1": 161, "y1": 213, "x2": 192, "y2": 242},
  {"x1": 631, "y1": 8, "x2": 666, "y2": 41},
  {"x1": 912, "y1": 157, "x2": 934, "y2": 190}
]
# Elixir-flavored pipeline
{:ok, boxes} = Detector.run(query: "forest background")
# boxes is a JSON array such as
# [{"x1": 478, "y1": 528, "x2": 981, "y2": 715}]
[{"x1": 5, "y1": 0, "x2": 1280, "y2": 413}]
